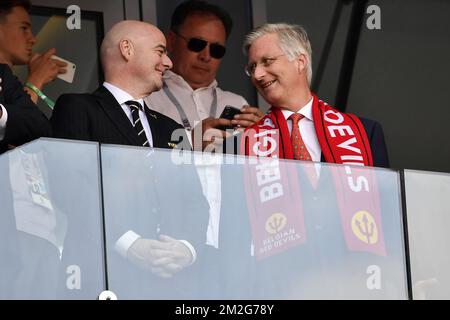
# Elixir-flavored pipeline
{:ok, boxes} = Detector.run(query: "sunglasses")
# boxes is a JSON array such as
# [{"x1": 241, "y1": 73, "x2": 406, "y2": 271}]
[{"x1": 174, "y1": 32, "x2": 226, "y2": 59}]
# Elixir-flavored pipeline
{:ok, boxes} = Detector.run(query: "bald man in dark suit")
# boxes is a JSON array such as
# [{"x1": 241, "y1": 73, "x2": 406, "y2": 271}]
[
  {"x1": 50, "y1": 20, "x2": 186, "y2": 150},
  {"x1": 51, "y1": 21, "x2": 209, "y2": 298}
]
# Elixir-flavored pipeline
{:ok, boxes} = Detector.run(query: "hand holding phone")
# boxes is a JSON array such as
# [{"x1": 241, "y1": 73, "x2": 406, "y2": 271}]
[
  {"x1": 51, "y1": 55, "x2": 76, "y2": 83},
  {"x1": 217, "y1": 105, "x2": 242, "y2": 130}
]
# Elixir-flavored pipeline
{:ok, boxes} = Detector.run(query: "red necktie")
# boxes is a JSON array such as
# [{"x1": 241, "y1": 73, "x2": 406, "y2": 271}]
[
  {"x1": 289, "y1": 113, "x2": 312, "y2": 161},
  {"x1": 289, "y1": 113, "x2": 317, "y2": 188}
]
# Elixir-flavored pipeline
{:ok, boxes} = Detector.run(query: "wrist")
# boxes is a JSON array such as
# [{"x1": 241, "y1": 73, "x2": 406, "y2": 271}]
[
  {"x1": 26, "y1": 77, "x2": 44, "y2": 90},
  {"x1": 25, "y1": 82, "x2": 55, "y2": 109}
]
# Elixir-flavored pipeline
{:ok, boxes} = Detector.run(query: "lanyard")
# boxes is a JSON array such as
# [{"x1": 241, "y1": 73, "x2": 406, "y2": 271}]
[{"x1": 162, "y1": 83, "x2": 217, "y2": 130}]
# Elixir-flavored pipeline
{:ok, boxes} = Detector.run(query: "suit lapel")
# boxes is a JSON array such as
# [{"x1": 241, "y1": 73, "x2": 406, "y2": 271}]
[
  {"x1": 93, "y1": 86, "x2": 143, "y2": 146},
  {"x1": 143, "y1": 102, "x2": 165, "y2": 148}
]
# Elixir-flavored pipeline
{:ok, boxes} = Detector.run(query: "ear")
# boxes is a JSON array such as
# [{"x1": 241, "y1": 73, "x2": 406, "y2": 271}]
[
  {"x1": 119, "y1": 39, "x2": 134, "y2": 61},
  {"x1": 296, "y1": 53, "x2": 308, "y2": 74}
]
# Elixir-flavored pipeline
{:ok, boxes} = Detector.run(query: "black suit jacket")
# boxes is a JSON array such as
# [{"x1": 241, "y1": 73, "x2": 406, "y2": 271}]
[
  {"x1": 0, "y1": 64, "x2": 51, "y2": 154},
  {"x1": 350, "y1": 117, "x2": 389, "y2": 168},
  {"x1": 51, "y1": 86, "x2": 187, "y2": 149}
]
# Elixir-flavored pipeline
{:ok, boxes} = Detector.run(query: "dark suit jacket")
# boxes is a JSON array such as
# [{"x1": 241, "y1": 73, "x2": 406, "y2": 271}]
[
  {"x1": 351, "y1": 117, "x2": 389, "y2": 168},
  {"x1": 0, "y1": 64, "x2": 51, "y2": 154},
  {"x1": 51, "y1": 86, "x2": 187, "y2": 149}
]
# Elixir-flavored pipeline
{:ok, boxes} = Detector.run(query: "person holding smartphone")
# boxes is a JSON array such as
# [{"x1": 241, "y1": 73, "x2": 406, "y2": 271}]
[
  {"x1": 144, "y1": 0, "x2": 264, "y2": 151},
  {"x1": 0, "y1": 0, "x2": 67, "y2": 106}
]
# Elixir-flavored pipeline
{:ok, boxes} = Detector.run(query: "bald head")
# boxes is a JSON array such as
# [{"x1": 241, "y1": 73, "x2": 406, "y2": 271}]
[
  {"x1": 100, "y1": 20, "x2": 172, "y2": 98},
  {"x1": 101, "y1": 20, "x2": 163, "y2": 72}
]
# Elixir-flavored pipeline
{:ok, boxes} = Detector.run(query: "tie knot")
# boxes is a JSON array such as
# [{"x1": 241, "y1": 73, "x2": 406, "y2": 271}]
[
  {"x1": 289, "y1": 113, "x2": 304, "y2": 123},
  {"x1": 125, "y1": 100, "x2": 143, "y2": 111}
]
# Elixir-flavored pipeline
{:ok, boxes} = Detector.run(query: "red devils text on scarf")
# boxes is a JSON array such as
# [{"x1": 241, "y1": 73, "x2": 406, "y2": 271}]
[{"x1": 241, "y1": 95, "x2": 386, "y2": 260}]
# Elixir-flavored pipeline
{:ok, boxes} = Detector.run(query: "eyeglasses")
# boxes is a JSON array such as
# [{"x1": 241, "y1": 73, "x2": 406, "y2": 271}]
[
  {"x1": 174, "y1": 32, "x2": 226, "y2": 59},
  {"x1": 245, "y1": 54, "x2": 285, "y2": 77}
]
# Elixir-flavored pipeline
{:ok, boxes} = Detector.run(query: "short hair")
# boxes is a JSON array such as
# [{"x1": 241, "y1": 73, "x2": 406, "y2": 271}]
[
  {"x1": 170, "y1": 0, "x2": 233, "y2": 39},
  {"x1": 0, "y1": 0, "x2": 31, "y2": 22},
  {"x1": 243, "y1": 23, "x2": 313, "y2": 86}
]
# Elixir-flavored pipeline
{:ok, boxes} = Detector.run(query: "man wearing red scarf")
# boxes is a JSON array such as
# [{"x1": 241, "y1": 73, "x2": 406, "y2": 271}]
[
  {"x1": 216, "y1": 24, "x2": 403, "y2": 300},
  {"x1": 241, "y1": 23, "x2": 389, "y2": 167}
]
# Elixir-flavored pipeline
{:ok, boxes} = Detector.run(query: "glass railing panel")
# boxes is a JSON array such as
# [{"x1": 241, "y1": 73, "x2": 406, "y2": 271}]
[
  {"x1": 404, "y1": 169, "x2": 450, "y2": 300},
  {"x1": 0, "y1": 138, "x2": 105, "y2": 299},
  {"x1": 101, "y1": 145, "x2": 407, "y2": 299},
  {"x1": 218, "y1": 154, "x2": 407, "y2": 299}
]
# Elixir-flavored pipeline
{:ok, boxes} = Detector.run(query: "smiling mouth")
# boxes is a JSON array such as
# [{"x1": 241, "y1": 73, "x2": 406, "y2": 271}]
[{"x1": 261, "y1": 80, "x2": 276, "y2": 89}]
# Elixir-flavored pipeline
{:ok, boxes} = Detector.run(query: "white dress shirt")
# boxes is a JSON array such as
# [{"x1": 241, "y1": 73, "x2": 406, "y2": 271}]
[
  {"x1": 0, "y1": 104, "x2": 8, "y2": 141},
  {"x1": 103, "y1": 82, "x2": 153, "y2": 147},
  {"x1": 281, "y1": 97, "x2": 321, "y2": 162},
  {"x1": 0, "y1": 76, "x2": 5, "y2": 141},
  {"x1": 145, "y1": 71, "x2": 249, "y2": 248},
  {"x1": 281, "y1": 97, "x2": 322, "y2": 175},
  {"x1": 145, "y1": 70, "x2": 248, "y2": 128}
]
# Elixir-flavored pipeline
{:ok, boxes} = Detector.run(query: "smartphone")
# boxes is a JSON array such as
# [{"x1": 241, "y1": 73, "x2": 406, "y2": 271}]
[
  {"x1": 217, "y1": 105, "x2": 242, "y2": 131},
  {"x1": 51, "y1": 55, "x2": 76, "y2": 83}
]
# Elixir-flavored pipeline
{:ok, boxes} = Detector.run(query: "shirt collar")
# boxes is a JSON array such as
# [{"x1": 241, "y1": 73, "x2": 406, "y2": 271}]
[
  {"x1": 281, "y1": 96, "x2": 314, "y2": 121},
  {"x1": 163, "y1": 70, "x2": 218, "y2": 91},
  {"x1": 103, "y1": 82, "x2": 144, "y2": 106}
]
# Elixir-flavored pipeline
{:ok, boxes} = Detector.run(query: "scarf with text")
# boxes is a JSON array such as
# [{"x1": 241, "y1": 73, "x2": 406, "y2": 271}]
[{"x1": 241, "y1": 95, "x2": 385, "y2": 260}]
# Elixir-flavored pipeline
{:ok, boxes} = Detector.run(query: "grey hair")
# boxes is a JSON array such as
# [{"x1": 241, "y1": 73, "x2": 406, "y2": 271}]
[{"x1": 243, "y1": 23, "x2": 312, "y2": 85}]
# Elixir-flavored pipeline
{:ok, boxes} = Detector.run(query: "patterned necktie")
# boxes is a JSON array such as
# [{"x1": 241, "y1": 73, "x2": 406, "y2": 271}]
[
  {"x1": 125, "y1": 100, "x2": 149, "y2": 147},
  {"x1": 289, "y1": 113, "x2": 317, "y2": 188},
  {"x1": 289, "y1": 113, "x2": 312, "y2": 161}
]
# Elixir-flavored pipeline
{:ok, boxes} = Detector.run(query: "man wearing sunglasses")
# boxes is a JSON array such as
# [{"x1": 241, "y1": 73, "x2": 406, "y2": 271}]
[
  {"x1": 144, "y1": 1, "x2": 265, "y2": 298},
  {"x1": 144, "y1": 0, "x2": 264, "y2": 151}
]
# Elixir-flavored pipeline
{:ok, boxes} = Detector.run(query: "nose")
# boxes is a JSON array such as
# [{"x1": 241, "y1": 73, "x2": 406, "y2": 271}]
[
  {"x1": 29, "y1": 33, "x2": 37, "y2": 45},
  {"x1": 253, "y1": 63, "x2": 266, "y2": 80},
  {"x1": 198, "y1": 45, "x2": 211, "y2": 62},
  {"x1": 163, "y1": 54, "x2": 173, "y2": 70}
]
